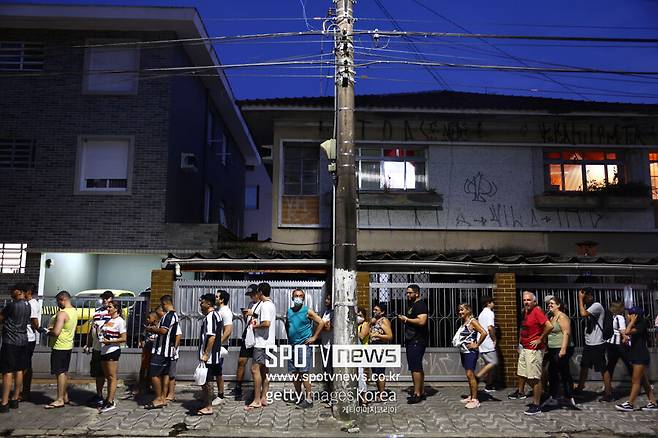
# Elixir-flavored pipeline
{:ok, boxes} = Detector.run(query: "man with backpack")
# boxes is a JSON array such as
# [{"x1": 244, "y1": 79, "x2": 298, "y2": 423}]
[{"x1": 575, "y1": 288, "x2": 610, "y2": 396}]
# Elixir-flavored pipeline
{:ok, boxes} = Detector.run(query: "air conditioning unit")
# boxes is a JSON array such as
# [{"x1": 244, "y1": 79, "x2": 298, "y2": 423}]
[{"x1": 180, "y1": 153, "x2": 198, "y2": 173}]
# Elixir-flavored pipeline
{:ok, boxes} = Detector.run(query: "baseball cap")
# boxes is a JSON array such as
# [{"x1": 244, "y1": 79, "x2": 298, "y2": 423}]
[
  {"x1": 245, "y1": 283, "x2": 258, "y2": 296},
  {"x1": 628, "y1": 306, "x2": 644, "y2": 316}
]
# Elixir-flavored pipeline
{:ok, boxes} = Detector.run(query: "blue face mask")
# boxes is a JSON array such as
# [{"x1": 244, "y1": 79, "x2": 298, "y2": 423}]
[{"x1": 293, "y1": 297, "x2": 304, "y2": 307}]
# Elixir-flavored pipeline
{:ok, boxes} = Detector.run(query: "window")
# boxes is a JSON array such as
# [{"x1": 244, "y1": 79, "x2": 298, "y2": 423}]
[
  {"x1": 650, "y1": 153, "x2": 658, "y2": 200},
  {"x1": 0, "y1": 42, "x2": 44, "y2": 71},
  {"x1": 245, "y1": 185, "x2": 259, "y2": 210},
  {"x1": 83, "y1": 41, "x2": 139, "y2": 94},
  {"x1": 544, "y1": 150, "x2": 623, "y2": 192},
  {"x1": 283, "y1": 145, "x2": 319, "y2": 195},
  {"x1": 0, "y1": 243, "x2": 27, "y2": 274},
  {"x1": 76, "y1": 137, "x2": 132, "y2": 193},
  {"x1": 357, "y1": 146, "x2": 427, "y2": 191},
  {"x1": 206, "y1": 109, "x2": 227, "y2": 165},
  {"x1": 0, "y1": 138, "x2": 35, "y2": 169},
  {"x1": 203, "y1": 184, "x2": 212, "y2": 223}
]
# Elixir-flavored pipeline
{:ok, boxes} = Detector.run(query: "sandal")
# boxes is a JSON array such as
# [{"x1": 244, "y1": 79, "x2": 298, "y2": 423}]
[
  {"x1": 144, "y1": 403, "x2": 165, "y2": 410},
  {"x1": 44, "y1": 402, "x2": 65, "y2": 409},
  {"x1": 244, "y1": 404, "x2": 262, "y2": 411},
  {"x1": 195, "y1": 408, "x2": 213, "y2": 416}
]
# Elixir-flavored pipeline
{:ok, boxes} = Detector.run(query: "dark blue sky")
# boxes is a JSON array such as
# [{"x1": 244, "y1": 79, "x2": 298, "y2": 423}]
[{"x1": 11, "y1": 0, "x2": 658, "y2": 102}]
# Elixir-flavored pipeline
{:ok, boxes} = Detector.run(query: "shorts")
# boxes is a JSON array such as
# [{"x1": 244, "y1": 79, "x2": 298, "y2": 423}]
[
  {"x1": 253, "y1": 348, "x2": 268, "y2": 365},
  {"x1": 207, "y1": 360, "x2": 223, "y2": 378},
  {"x1": 517, "y1": 348, "x2": 543, "y2": 380},
  {"x1": 239, "y1": 344, "x2": 254, "y2": 359},
  {"x1": 371, "y1": 367, "x2": 385, "y2": 377},
  {"x1": 605, "y1": 343, "x2": 630, "y2": 374},
  {"x1": 581, "y1": 344, "x2": 606, "y2": 372},
  {"x1": 479, "y1": 351, "x2": 499, "y2": 366},
  {"x1": 169, "y1": 359, "x2": 178, "y2": 379},
  {"x1": 149, "y1": 354, "x2": 171, "y2": 377},
  {"x1": 406, "y1": 342, "x2": 426, "y2": 373},
  {"x1": 101, "y1": 350, "x2": 121, "y2": 362},
  {"x1": 90, "y1": 350, "x2": 103, "y2": 377},
  {"x1": 287, "y1": 344, "x2": 313, "y2": 373},
  {"x1": 461, "y1": 351, "x2": 479, "y2": 371},
  {"x1": 26, "y1": 341, "x2": 36, "y2": 369},
  {"x1": 0, "y1": 343, "x2": 28, "y2": 373},
  {"x1": 628, "y1": 359, "x2": 650, "y2": 367},
  {"x1": 50, "y1": 349, "x2": 72, "y2": 375}
]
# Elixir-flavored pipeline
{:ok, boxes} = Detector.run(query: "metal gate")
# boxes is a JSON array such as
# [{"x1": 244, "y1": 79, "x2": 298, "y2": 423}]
[
  {"x1": 174, "y1": 280, "x2": 326, "y2": 346},
  {"x1": 518, "y1": 283, "x2": 657, "y2": 348},
  {"x1": 369, "y1": 281, "x2": 494, "y2": 348}
]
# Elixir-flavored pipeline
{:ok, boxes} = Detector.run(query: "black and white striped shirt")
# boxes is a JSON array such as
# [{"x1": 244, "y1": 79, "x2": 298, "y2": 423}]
[
  {"x1": 199, "y1": 310, "x2": 223, "y2": 365},
  {"x1": 152, "y1": 311, "x2": 179, "y2": 357},
  {"x1": 607, "y1": 314, "x2": 627, "y2": 345}
]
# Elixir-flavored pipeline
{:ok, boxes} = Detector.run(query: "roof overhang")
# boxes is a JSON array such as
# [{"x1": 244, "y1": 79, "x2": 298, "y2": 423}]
[{"x1": 0, "y1": 3, "x2": 260, "y2": 166}]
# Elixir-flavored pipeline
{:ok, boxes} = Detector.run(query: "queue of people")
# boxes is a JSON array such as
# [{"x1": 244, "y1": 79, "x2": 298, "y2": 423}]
[{"x1": 1, "y1": 282, "x2": 657, "y2": 417}]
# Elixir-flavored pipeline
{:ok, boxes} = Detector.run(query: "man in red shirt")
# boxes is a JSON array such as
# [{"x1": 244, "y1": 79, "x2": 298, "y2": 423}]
[{"x1": 508, "y1": 291, "x2": 553, "y2": 415}]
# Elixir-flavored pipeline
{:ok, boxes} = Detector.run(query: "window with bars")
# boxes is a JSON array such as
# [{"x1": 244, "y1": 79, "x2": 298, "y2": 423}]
[
  {"x1": 0, "y1": 139, "x2": 36, "y2": 169},
  {"x1": 357, "y1": 146, "x2": 427, "y2": 191},
  {"x1": 649, "y1": 152, "x2": 658, "y2": 200},
  {"x1": 0, "y1": 42, "x2": 44, "y2": 71},
  {"x1": 0, "y1": 243, "x2": 27, "y2": 274},
  {"x1": 283, "y1": 145, "x2": 319, "y2": 196},
  {"x1": 544, "y1": 150, "x2": 623, "y2": 192}
]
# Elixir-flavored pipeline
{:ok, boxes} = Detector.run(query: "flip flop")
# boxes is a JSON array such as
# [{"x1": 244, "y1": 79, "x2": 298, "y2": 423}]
[
  {"x1": 195, "y1": 409, "x2": 213, "y2": 416},
  {"x1": 244, "y1": 404, "x2": 262, "y2": 411},
  {"x1": 144, "y1": 403, "x2": 165, "y2": 410},
  {"x1": 45, "y1": 403, "x2": 65, "y2": 409}
]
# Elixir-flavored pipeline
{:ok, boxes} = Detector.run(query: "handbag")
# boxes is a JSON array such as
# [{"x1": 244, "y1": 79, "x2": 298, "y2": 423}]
[
  {"x1": 452, "y1": 326, "x2": 463, "y2": 348},
  {"x1": 194, "y1": 362, "x2": 208, "y2": 386}
]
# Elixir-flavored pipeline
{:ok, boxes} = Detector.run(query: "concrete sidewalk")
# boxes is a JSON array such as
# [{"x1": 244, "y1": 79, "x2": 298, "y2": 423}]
[{"x1": 1, "y1": 382, "x2": 657, "y2": 437}]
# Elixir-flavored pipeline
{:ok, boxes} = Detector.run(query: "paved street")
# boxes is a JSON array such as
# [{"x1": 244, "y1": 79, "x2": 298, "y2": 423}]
[{"x1": 1, "y1": 382, "x2": 657, "y2": 437}]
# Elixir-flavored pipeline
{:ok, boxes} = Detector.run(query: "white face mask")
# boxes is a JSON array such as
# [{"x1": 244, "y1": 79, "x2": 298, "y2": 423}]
[
  {"x1": 356, "y1": 316, "x2": 365, "y2": 324},
  {"x1": 293, "y1": 297, "x2": 304, "y2": 307}
]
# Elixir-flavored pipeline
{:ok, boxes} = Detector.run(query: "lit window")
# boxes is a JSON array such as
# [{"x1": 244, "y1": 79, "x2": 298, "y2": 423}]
[
  {"x1": 650, "y1": 152, "x2": 658, "y2": 200},
  {"x1": 358, "y1": 146, "x2": 427, "y2": 191},
  {"x1": 0, "y1": 243, "x2": 27, "y2": 274},
  {"x1": 544, "y1": 150, "x2": 622, "y2": 192},
  {"x1": 77, "y1": 137, "x2": 132, "y2": 193},
  {"x1": 83, "y1": 41, "x2": 139, "y2": 94},
  {"x1": 0, "y1": 42, "x2": 44, "y2": 71}
]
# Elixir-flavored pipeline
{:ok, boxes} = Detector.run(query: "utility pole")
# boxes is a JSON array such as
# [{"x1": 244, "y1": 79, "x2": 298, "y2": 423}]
[{"x1": 332, "y1": 0, "x2": 358, "y2": 425}]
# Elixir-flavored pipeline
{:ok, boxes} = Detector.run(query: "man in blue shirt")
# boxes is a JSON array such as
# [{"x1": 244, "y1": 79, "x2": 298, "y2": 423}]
[{"x1": 285, "y1": 288, "x2": 324, "y2": 409}]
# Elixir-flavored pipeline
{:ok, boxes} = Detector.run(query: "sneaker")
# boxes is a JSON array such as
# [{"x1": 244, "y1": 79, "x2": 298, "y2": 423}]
[
  {"x1": 0, "y1": 404, "x2": 9, "y2": 413},
  {"x1": 465, "y1": 399, "x2": 480, "y2": 409},
  {"x1": 641, "y1": 402, "x2": 658, "y2": 411},
  {"x1": 99, "y1": 401, "x2": 116, "y2": 413},
  {"x1": 599, "y1": 394, "x2": 614, "y2": 402},
  {"x1": 460, "y1": 396, "x2": 473, "y2": 404},
  {"x1": 540, "y1": 397, "x2": 559, "y2": 408},
  {"x1": 211, "y1": 397, "x2": 225, "y2": 406},
  {"x1": 508, "y1": 391, "x2": 527, "y2": 400},
  {"x1": 615, "y1": 401, "x2": 635, "y2": 412},
  {"x1": 484, "y1": 384, "x2": 496, "y2": 393},
  {"x1": 296, "y1": 399, "x2": 313, "y2": 409},
  {"x1": 8, "y1": 399, "x2": 19, "y2": 409},
  {"x1": 561, "y1": 397, "x2": 578, "y2": 409},
  {"x1": 407, "y1": 395, "x2": 423, "y2": 404},
  {"x1": 524, "y1": 404, "x2": 542, "y2": 416}
]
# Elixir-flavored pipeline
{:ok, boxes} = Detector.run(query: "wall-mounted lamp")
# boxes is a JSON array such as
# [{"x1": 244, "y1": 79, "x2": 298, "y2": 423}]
[
  {"x1": 174, "y1": 263, "x2": 182, "y2": 278},
  {"x1": 45, "y1": 258, "x2": 53, "y2": 268}
]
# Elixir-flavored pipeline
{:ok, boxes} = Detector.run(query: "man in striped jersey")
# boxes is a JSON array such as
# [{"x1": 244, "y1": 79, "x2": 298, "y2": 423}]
[
  {"x1": 83, "y1": 290, "x2": 114, "y2": 407},
  {"x1": 145, "y1": 295, "x2": 178, "y2": 409},
  {"x1": 211, "y1": 290, "x2": 233, "y2": 406},
  {"x1": 197, "y1": 293, "x2": 223, "y2": 416}
]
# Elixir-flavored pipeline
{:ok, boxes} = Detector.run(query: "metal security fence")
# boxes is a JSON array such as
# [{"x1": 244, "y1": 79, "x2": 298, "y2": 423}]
[
  {"x1": 174, "y1": 280, "x2": 326, "y2": 347},
  {"x1": 518, "y1": 284, "x2": 657, "y2": 348},
  {"x1": 369, "y1": 281, "x2": 494, "y2": 348},
  {"x1": 0, "y1": 296, "x2": 149, "y2": 348}
]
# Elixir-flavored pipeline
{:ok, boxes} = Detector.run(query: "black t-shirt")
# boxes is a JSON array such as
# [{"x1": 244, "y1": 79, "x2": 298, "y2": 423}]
[
  {"x1": 1, "y1": 300, "x2": 30, "y2": 346},
  {"x1": 404, "y1": 299, "x2": 429, "y2": 346},
  {"x1": 628, "y1": 317, "x2": 650, "y2": 362}
]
